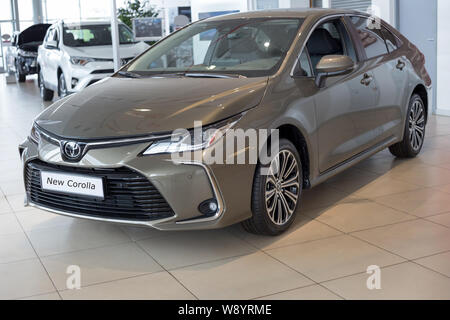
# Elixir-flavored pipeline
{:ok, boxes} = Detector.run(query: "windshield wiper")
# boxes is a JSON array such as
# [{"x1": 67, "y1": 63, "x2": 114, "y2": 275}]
[
  {"x1": 117, "y1": 71, "x2": 142, "y2": 78},
  {"x1": 183, "y1": 73, "x2": 246, "y2": 79}
]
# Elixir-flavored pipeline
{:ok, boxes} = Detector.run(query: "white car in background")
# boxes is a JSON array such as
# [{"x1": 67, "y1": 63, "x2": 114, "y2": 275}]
[{"x1": 37, "y1": 20, "x2": 150, "y2": 101}]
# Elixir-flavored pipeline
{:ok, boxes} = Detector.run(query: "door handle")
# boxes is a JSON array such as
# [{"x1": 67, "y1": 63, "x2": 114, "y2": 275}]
[
  {"x1": 396, "y1": 60, "x2": 406, "y2": 71},
  {"x1": 360, "y1": 73, "x2": 373, "y2": 86}
]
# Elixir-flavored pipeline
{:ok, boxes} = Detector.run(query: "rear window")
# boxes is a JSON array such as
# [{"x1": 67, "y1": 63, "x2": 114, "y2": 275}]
[
  {"x1": 349, "y1": 16, "x2": 389, "y2": 59},
  {"x1": 381, "y1": 26, "x2": 400, "y2": 52}
]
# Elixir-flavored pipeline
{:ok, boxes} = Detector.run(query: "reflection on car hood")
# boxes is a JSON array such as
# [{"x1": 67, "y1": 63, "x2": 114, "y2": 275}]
[
  {"x1": 35, "y1": 76, "x2": 268, "y2": 139},
  {"x1": 63, "y1": 42, "x2": 149, "y2": 59}
]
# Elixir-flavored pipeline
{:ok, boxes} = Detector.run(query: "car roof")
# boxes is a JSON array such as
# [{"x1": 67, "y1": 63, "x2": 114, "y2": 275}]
[{"x1": 203, "y1": 8, "x2": 365, "y2": 21}]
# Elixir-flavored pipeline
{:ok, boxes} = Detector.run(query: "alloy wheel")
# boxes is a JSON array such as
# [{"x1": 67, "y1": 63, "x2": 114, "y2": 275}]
[
  {"x1": 39, "y1": 72, "x2": 45, "y2": 97},
  {"x1": 409, "y1": 99, "x2": 425, "y2": 151},
  {"x1": 265, "y1": 150, "x2": 300, "y2": 225},
  {"x1": 59, "y1": 74, "x2": 68, "y2": 98}
]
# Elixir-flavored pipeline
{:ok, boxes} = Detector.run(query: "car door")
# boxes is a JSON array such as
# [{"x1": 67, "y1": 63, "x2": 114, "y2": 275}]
[
  {"x1": 46, "y1": 27, "x2": 63, "y2": 88},
  {"x1": 306, "y1": 17, "x2": 378, "y2": 173},
  {"x1": 40, "y1": 27, "x2": 54, "y2": 83},
  {"x1": 347, "y1": 16, "x2": 408, "y2": 147}
]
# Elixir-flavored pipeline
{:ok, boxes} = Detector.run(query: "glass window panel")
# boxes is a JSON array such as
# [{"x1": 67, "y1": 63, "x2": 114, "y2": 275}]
[
  {"x1": 79, "y1": 0, "x2": 110, "y2": 19},
  {"x1": 0, "y1": 22, "x2": 14, "y2": 39},
  {"x1": 18, "y1": 0, "x2": 34, "y2": 21},
  {"x1": 0, "y1": 0, "x2": 12, "y2": 20},
  {"x1": 44, "y1": 0, "x2": 81, "y2": 21},
  {"x1": 350, "y1": 16, "x2": 389, "y2": 59}
]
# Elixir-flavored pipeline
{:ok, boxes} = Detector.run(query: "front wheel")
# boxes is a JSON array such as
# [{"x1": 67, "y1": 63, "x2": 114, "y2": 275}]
[
  {"x1": 39, "y1": 70, "x2": 54, "y2": 101},
  {"x1": 389, "y1": 94, "x2": 426, "y2": 158},
  {"x1": 15, "y1": 61, "x2": 26, "y2": 82},
  {"x1": 242, "y1": 139, "x2": 303, "y2": 236},
  {"x1": 58, "y1": 72, "x2": 68, "y2": 98}
]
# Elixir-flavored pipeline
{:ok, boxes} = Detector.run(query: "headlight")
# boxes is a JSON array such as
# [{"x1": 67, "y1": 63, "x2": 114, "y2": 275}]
[
  {"x1": 70, "y1": 57, "x2": 97, "y2": 66},
  {"x1": 143, "y1": 114, "x2": 243, "y2": 155},
  {"x1": 18, "y1": 49, "x2": 37, "y2": 57},
  {"x1": 29, "y1": 124, "x2": 41, "y2": 145}
]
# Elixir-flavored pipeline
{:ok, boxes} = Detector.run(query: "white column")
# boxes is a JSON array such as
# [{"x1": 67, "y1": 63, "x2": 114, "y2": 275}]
[
  {"x1": 322, "y1": 0, "x2": 330, "y2": 8},
  {"x1": 11, "y1": 0, "x2": 20, "y2": 31},
  {"x1": 110, "y1": 0, "x2": 121, "y2": 72}
]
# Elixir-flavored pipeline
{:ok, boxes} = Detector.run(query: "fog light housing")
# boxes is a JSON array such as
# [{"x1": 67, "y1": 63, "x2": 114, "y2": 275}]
[
  {"x1": 198, "y1": 199, "x2": 218, "y2": 216},
  {"x1": 71, "y1": 78, "x2": 79, "y2": 88}
]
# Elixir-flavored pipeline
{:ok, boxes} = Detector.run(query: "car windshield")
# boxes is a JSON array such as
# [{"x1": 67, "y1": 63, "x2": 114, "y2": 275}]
[
  {"x1": 63, "y1": 24, "x2": 135, "y2": 47},
  {"x1": 125, "y1": 18, "x2": 303, "y2": 77}
]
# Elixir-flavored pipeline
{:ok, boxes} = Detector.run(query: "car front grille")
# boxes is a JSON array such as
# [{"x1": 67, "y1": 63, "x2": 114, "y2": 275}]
[{"x1": 25, "y1": 160, "x2": 175, "y2": 221}]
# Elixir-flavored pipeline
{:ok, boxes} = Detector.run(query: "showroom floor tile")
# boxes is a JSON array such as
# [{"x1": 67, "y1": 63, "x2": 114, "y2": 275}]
[
  {"x1": 41, "y1": 242, "x2": 163, "y2": 290},
  {"x1": 352, "y1": 220, "x2": 450, "y2": 260},
  {"x1": 229, "y1": 213, "x2": 343, "y2": 250},
  {"x1": 26, "y1": 222, "x2": 132, "y2": 257},
  {"x1": 414, "y1": 251, "x2": 450, "y2": 277},
  {"x1": 59, "y1": 271, "x2": 196, "y2": 300},
  {"x1": 0, "y1": 232, "x2": 37, "y2": 264},
  {"x1": 256, "y1": 284, "x2": 342, "y2": 300},
  {"x1": 322, "y1": 262, "x2": 450, "y2": 300},
  {"x1": 373, "y1": 188, "x2": 450, "y2": 217},
  {"x1": 171, "y1": 252, "x2": 314, "y2": 300},
  {"x1": 302, "y1": 200, "x2": 415, "y2": 233},
  {"x1": 426, "y1": 212, "x2": 450, "y2": 227},
  {"x1": 1, "y1": 76, "x2": 450, "y2": 300},
  {"x1": 266, "y1": 235, "x2": 405, "y2": 282},
  {"x1": 0, "y1": 259, "x2": 56, "y2": 300},
  {"x1": 137, "y1": 230, "x2": 257, "y2": 270}
]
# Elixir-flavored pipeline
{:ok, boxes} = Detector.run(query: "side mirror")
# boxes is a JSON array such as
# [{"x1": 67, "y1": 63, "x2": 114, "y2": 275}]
[
  {"x1": 46, "y1": 40, "x2": 58, "y2": 49},
  {"x1": 315, "y1": 55, "x2": 354, "y2": 88}
]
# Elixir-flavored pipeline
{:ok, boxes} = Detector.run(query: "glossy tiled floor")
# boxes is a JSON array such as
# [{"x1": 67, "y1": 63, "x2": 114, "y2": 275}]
[{"x1": 1, "y1": 75, "x2": 450, "y2": 300}]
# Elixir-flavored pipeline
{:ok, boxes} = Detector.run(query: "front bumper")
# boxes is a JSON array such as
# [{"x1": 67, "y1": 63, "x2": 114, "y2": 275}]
[
  {"x1": 17, "y1": 55, "x2": 38, "y2": 75},
  {"x1": 19, "y1": 135, "x2": 254, "y2": 230},
  {"x1": 68, "y1": 65, "x2": 113, "y2": 93}
]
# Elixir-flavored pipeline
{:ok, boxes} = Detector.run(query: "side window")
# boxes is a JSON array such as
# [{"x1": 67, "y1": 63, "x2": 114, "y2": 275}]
[
  {"x1": 53, "y1": 28, "x2": 59, "y2": 44},
  {"x1": 306, "y1": 19, "x2": 357, "y2": 73},
  {"x1": 44, "y1": 29, "x2": 51, "y2": 43},
  {"x1": 350, "y1": 16, "x2": 388, "y2": 59},
  {"x1": 381, "y1": 26, "x2": 399, "y2": 53},
  {"x1": 46, "y1": 28, "x2": 55, "y2": 44},
  {"x1": 294, "y1": 49, "x2": 313, "y2": 77}
]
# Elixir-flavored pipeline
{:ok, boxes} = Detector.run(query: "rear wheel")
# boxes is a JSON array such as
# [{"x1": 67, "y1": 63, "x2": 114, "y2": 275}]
[
  {"x1": 15, "y1": 61, "x2": 26, "y2": 82},
  {"x1": 58, "y1": 72, "x2": 68, "y2": 98},
  {"x1": 389, "y1": 94, "x2": 426, "y2": 158},
  {"x1": 39, "y1": 70, "x2": 54, "y2": 101},
  {"x1": 242, "y1": 139, "x2": 303, "y2": 236}
]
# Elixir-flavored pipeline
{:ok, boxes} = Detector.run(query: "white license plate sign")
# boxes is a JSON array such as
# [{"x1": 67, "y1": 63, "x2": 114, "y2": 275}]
[{"x1": 41, "y1": 171, "x2": 104, "y2": 199}]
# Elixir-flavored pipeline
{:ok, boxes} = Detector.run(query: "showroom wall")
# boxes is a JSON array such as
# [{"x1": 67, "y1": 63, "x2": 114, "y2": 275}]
[{"x1": 437, "y1": 0, "x2": 450, "y2": 115}]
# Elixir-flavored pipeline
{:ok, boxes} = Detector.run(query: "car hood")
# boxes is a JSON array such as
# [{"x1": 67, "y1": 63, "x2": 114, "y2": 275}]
[
  {"x1": 35, "y1": 76, "x2": 268, "y2": 139},
  {"x1": 63, "y1": 42, "x2": 149, "y2": 59},
  {"x1": 17, "y1": 24, "x2": 51, "y2": 46}
]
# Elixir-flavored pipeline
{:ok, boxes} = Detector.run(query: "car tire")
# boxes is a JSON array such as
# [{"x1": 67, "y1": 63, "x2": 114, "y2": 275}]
[
  {"x1": 39, "y1": 70, "x2": 54, "y2": 102},
  {"x1": 389, "y1": 94, "x2": 426, "y2": 158},
  {"x1": 242, "y1": 138, "x2": 303, "y2": 236},
  {"x1": 15, "y1": 61, "x2": 26, "y2": 82},
  {"x1": 58, "y1": 72, "x2": 68, "y2": 98}
]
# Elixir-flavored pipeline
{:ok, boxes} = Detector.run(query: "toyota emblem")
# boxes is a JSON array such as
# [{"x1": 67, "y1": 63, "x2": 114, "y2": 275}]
[{"x1": 64, "y1": 141, "x2": 81, "y2": 159}]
